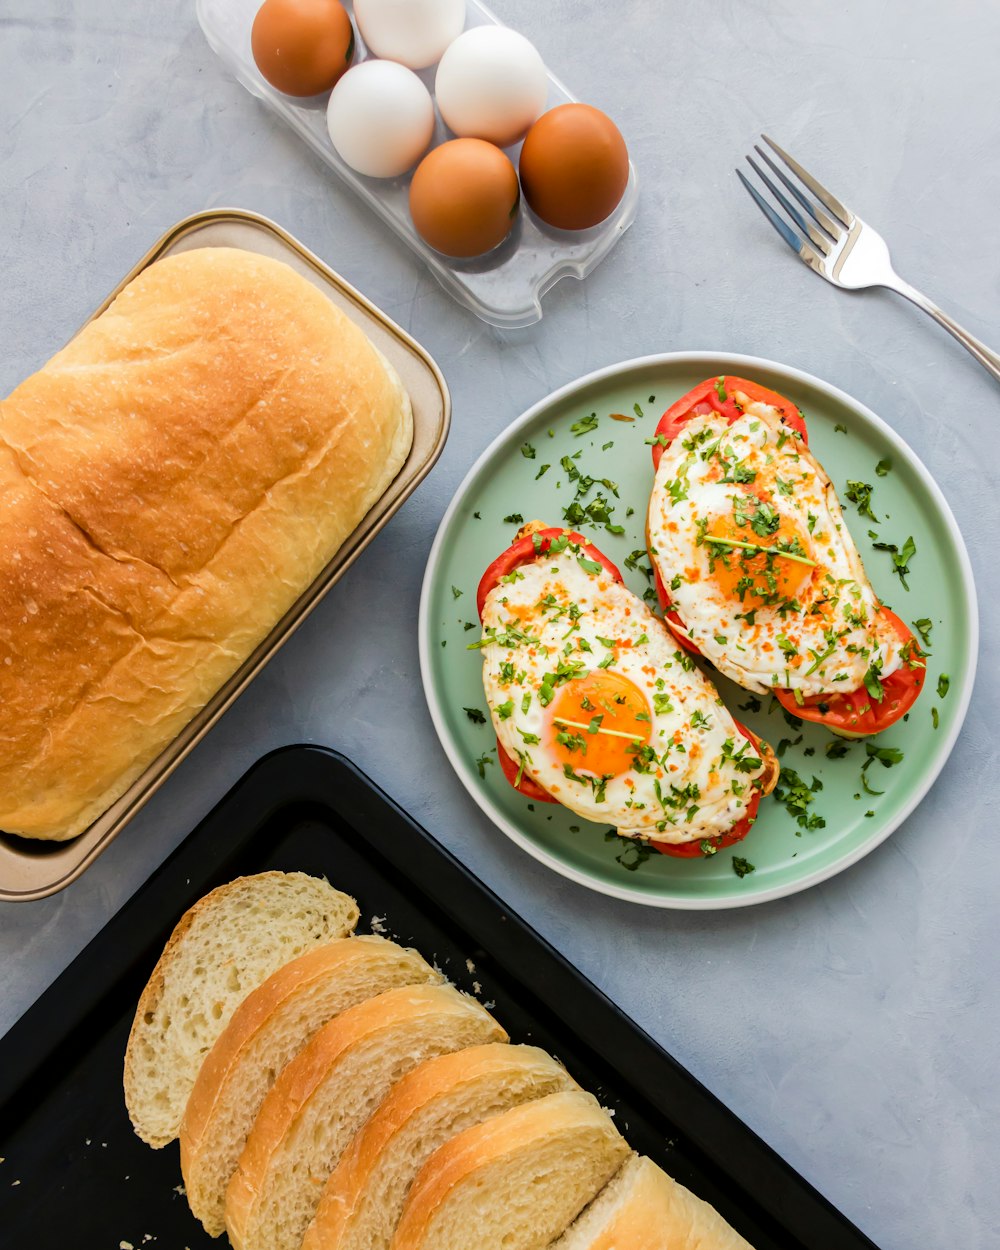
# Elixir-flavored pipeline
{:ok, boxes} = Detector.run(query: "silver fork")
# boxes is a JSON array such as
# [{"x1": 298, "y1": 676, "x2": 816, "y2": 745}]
[{"x1": 738, "y1": 135, "x2": 1000, "y2": 385}]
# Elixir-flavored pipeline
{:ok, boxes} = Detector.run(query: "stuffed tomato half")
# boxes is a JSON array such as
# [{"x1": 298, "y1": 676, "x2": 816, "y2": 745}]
[
  {"x1": 646, "y1": 377, "x2": 925, "y2": 736},
  {"x1": 474, "y1": 522, "x2": 778, "y2": 857}
]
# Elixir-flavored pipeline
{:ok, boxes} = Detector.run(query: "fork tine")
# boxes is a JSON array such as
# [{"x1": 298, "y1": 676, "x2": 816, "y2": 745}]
[
  {"x1": 736, "y1": 169, "x2": 816, "y2": 258},
  {"x1": 761, "y1": 134, "x2": 852, "y2": 229},
  {"x1": 744, "y1": 155, "x2": 831, "y2": 255},
  {"x1": 753, "y1": 145, "x2": 842, "y2": 240}
]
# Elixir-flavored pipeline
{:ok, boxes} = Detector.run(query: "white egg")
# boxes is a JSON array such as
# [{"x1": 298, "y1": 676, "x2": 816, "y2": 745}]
[
  {"x1": 435, "y1": 25, "x2": 548, "y2": 147},
  {"x1": 326, "y1": 60, "x2": 434, "y2": 178},
  {"x1": 353, "y1": 0, "x2": 465, "y2": 69},
  {"x1": 479, "y1": 538, "x2": 771, "y2": 846}
]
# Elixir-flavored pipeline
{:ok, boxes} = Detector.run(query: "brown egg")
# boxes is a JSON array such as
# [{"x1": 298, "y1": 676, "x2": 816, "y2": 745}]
[
  {"x1": 518, "y1": 104, "x2": 629, "y2": 231},
  {"x1": 251, "y1": 0, "x2": 355, "y2": 98},
  {"x1": 409, "y1": 139, "x2": 520, "y2": 259}
]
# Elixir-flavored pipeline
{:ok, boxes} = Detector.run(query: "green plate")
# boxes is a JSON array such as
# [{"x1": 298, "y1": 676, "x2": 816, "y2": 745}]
[{"x1": 418, "y1": 353, "x2": 977, "y2": 908}]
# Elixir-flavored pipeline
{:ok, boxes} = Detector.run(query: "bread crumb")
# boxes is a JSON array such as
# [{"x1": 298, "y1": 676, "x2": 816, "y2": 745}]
[
  {"x1": 483, "y1": 1000, "x2": 495, "y2": 1010},
  {"x1": 473, "y1": 981, "x2": 482, "y2": 995},
  {"x1": 369, "y1": 915, "x2": 387, "y2": 935},
  {"x1": 465, "y1": 959, "x2": 476, "y2": 974},
  {"x1": 120, "y1": 1241, "x2": 134, "y2": 1249},
  {"x1": 173, "y1": 1185, "x2": 186, "y2": 1196},
  {"x1": 11, "y1": 1180, "x2": 21, "y2": 1187}
]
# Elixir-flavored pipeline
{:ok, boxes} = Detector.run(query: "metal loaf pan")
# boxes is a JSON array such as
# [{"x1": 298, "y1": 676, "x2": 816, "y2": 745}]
[{"x1": 0, "y1": 209, "x2": 451, "y2": 901}]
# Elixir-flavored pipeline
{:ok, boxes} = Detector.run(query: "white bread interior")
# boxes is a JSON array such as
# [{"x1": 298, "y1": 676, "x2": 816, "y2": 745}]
[
  {"x1": 180, "y1": 935, "x2": 441, "y2": 1237},
  {"x1": 551, "y1": 1154, "x2": 755, "y2": 1250},
  {"x1": 390, "y1": 1089, "x2": 631, "y2": 1250},
  {"x1": 0, "y1": 246, "x2": 413, "y2": 840},
  {"x1": 123, "y1": 872, "x2": 359, "y2": 1148},
  {"x1": 225, "y1": 983, "x2": 507, "y2": 1250},
  {"x1": 302, "y1": 1043, "x2": 578, "y2": 1250}
]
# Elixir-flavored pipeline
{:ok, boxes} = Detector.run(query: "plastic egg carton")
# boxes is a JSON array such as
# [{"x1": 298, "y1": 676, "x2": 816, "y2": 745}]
[{"x1": 197, "y1": 0, "x2": 639, "y2": 327}]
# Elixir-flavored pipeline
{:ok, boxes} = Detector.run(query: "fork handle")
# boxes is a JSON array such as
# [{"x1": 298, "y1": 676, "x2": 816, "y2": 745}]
[{"x1": 888, "y1": 278, "x2": 1000, "y2": 384}]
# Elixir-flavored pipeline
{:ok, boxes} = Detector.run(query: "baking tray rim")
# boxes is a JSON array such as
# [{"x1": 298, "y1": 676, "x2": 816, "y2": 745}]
[{"x1": 0, "y1": 210, "x2": 451, "y2": 901}]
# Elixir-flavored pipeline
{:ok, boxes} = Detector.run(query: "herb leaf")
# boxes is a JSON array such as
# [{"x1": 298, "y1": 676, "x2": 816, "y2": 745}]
[
  {"x1": 845, "y1": 480, "x2": 878, "y2": 522},
  {"x1": 570, "y1": 413, "x2": 599, "y2": 437}
]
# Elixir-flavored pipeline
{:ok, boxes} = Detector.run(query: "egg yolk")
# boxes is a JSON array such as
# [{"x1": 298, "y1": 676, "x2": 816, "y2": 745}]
[
  {"x1": 706, "y1": 500, "x2": 814, "y2": 607},
  {"x1": 548, "y1": 671, "x2": 652, "y2": 778}
]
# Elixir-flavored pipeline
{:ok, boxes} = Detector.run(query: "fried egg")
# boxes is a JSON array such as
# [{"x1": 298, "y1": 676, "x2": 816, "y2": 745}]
[
  {"x1": 647, "y1": 396, "x2": 906, "y2": 698},
  {"x1": 478, "y1": 534, "x2": 773, "y2": 846}
]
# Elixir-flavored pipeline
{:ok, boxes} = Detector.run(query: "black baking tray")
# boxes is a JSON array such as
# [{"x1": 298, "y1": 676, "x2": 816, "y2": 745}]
[{"x1": 0, "y1": 746, "x2": 878, "y2": 1250}]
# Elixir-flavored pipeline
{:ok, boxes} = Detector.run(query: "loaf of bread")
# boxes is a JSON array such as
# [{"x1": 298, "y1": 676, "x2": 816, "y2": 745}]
[
  {"x1": 0, "y1": 247, "x2": 413, "y2": 840},
  {"x1": 551, "y1": 1154, "x2": 755, "y2": 1250},
  {"x1": 225, "y1": 984, "x2": 507, "y2": 1250},
  {"x1": 390, "y1": 1089, "x2": 631, "y2": 1250},
  {"x1": 180, "y1": 936, "x2": 442, "y2": 1237},
  {"x1": 302, "y1": 1043, "x2": 578, "y2": 1250},
  {"x1": 123, "y1": 872, "x2": 360, "y2": 1148}
]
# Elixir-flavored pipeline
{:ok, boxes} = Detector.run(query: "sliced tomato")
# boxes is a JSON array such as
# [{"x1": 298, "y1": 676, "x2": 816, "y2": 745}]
[
  {"x1": 477, "y1": 527, "x2": 623, "y2": 621},
  {"x1": 654, "y1": 791, "x2": 762, "y2": 858},
  {"x1": 654, "y1": 719, "x2": 764, "y2": 858},
  {"x1": 774, "y1": 608, "x2": 925, "y2": 736},
  {"x1": 496, "y1": 737, "x2": 557, "y2": 803},
  {"x1": 650, "y1": 375, "x2": 808, "y2": 471}
]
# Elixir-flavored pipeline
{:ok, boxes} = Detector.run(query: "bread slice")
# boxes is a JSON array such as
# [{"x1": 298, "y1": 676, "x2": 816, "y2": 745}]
[
  {"x1": 180, "y1": 936, "x2": 441, "y2": 1236},
  {"x1": 225, "y1": 983, "x2": 507, "y2": 1250},
  {"x1": 390, "y1": 1089, "x2": 630, "y2": 1250},
  {"x1": 302, "y1": 1043, "x2": 578, "y2": 1250},
  {"x1": 551, "y1": 1155, "x2": 754, "y2": 1250},
  {"x1": 124, "y1": 872, "x2": 359, "y2": 1147}
]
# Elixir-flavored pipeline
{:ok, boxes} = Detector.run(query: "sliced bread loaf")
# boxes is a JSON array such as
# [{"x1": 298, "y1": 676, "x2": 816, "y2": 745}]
[
  {"x1": 180, "y1": 935, "x2": 441, "y2": 1237},
  {"x1": 302, "y1": 1043, "x2": 577, "y2": 1250},
  {"x1": 124, "y1": 871, "x2": 359, "y2": 1147},
  {"x1": 551, "y1": 1154, "x2": 755, "y2": 1250},
  {"x1": 225, "y1": 983, "x2": 507, "y2": 1250},
  {"x1": 390, "y1": 1089, "x2": 630, "y2": 1250}
]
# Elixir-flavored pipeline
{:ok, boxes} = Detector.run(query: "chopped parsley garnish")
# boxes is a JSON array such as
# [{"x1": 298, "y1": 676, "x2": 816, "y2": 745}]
[
  {"x1": 774, "y1": 767, "x2": 826, "y2": 832},
  {"x1": 937, "y1": 674, "x2": 950, "y2": 698},
  {"x1": 570, "y1": 413, "x2": 599, "y2": 437},
  {"x1": 865, "y1": 743, "x2": 904, "y2": 768},
  {"x1": 732, "y1": 856, "x2": 756, "y2": 878},
  {"x1": 845, "y1": 480, "x2": 878, "y2": 521},
  {"x1": 931, "y1": 707, "x2": 939, "y2": 729},
  {"x1": 577, "y1": 555, "x2": 603, "y2": 576},
  {"x1": 520, "y1": 442, "x2": 536, "y2": 459},
  {"x1": 495, "y1": 700, "x2": 514, "y2": 720},
  {"x1": 474, "y1": 753, "x2": 494, "y2": 779},
  {"x1": 875, "y1": 458, "x2": 892, "y2": 476},
  {"x1": 605, "y1": 830, "x2": 655, "y2": 871},
  {"x1": 463, "y1": 707, "x2": 486, "y2": 724},
  {"x1": 871, "y1": 534, "x2": 916, "y2": 589},
  {"x1": 451, "y1": 585, "x2": 463, "y2": 599},
  {"x1": 863, "y1": 655, "x2": 885, "y2": 703},
  {"x1": 825, "y1": 741, "x2": 851, "y2": 759},
  {"x1": 634, "y1": 401, "x2": 645, "y2": 418},
  {"x1": 834, "y1": 423, "x2": 848, "y2": 434},
  {"x1": 715, "y1": 377, "x2": 727, "y2": 401},
  {"x1": 536, "y1": 463, "x2": 551, "y2": 480},
  {"x1": 913, "y1": 618, "x2": 933, "y2": 647}
]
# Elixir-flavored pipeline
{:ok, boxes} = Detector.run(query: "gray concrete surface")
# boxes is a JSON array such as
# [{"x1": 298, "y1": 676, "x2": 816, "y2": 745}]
[{"x1": 1, "y1": 2, "x2": 998, "y2": 1246}]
